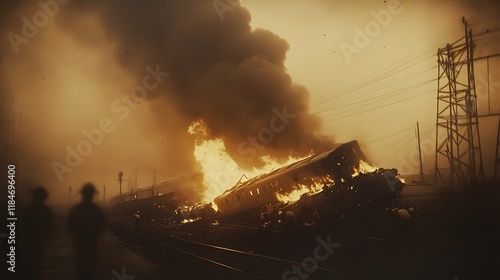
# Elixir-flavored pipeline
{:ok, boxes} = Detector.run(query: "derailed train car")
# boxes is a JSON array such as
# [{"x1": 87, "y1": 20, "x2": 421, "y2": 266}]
[
  {"x1": 214, "y1": 140, "x2": 404, "y2": 224},
  {"x1": 107, "y1": 172, "x2": 203, "y2": 219}
]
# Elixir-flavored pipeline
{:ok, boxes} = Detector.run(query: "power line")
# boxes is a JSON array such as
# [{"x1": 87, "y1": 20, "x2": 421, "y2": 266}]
[
  {"x1": 375, "y1": 135, "x2": 416, "y2": 160},
  {"x1": 365, "y1": 133, "x2": 414, "y2": 150},
  {"x1": 313, "y1": 51, "x2": 430, "y2": 104},
  {"x1": 318, "y1": 51, "x2": 435, "y2": 104},
  {"x1": 338, "y1": 64, "x2": 436, "y2": 103},
  {"x1": 311, "y1": 50, "x2": 436, "y2": 106},
  {"x1": 316, "y1": 77, "x2": 437, "y2": 115},
  {"x1": 362, "y1": 126, "x2": 415, "y2": 145},
  {"x1": 319, "y1": 83, "x2": 435, "y2": 121},
  {"x1": 321, "y1": 89, "x2": 434, "y2": 123}
]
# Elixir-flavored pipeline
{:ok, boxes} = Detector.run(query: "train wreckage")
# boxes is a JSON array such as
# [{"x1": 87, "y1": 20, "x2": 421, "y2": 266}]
[
  {"x1": 108, "y1": 140, "x2": 405, "y2": 227},
  {"x1": 214, "y1": 140, "x2": 404, "y2": 225}
]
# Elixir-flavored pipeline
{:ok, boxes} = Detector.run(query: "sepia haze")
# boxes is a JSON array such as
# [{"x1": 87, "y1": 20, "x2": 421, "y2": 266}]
[
  {"x1": 1, "y1": 0, "x2": 331, "y2": 204},
  {"x1": 1, "y1": 0, "x2": 499, "y2": 205}
]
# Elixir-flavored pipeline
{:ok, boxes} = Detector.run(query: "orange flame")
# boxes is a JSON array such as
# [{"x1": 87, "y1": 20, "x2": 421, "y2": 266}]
[
  {"x1": 352, "y1": 160, "x2": 378, "y2": 177},
  {"x1": 275, "y1": 181, "x2": 324, "y2": 204},
  {"x1": 188, "y1": 120, "x2": 303, "y2": 210},
  {"x1": 352, "y1": 160, "x2": 406, "y2": 183}
]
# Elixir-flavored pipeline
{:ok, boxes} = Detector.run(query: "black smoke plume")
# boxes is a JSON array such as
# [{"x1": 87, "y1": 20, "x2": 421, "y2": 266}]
[{"x1": 2, "y1": 0, "x2": 332, "y2": 172}]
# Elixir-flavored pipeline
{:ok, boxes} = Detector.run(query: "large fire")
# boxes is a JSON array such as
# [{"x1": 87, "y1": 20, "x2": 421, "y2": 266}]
[{"x1": 188, "y1": 120, "x2": 303, "y2": 209}]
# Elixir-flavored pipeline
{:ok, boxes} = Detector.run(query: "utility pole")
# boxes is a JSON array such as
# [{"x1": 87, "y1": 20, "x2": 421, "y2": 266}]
[
  {"x1": 118, "y1": 171, "x2": 123, "y2": 194},
  {"x1": 103, "y1": 180, "x2": 106, "y2": 204},
  {"x1": 152, "y1": 170, "x2": 156, "y2": 197},
  {"x1": 495, "y1": 118, "x2": 500, "y2": 181},
  {"x1": 417, "y1": 121, "x2": 424, "y2": 182},
  {"x1": 133, "y1": 171, "x2": 138, "y2": 190}
]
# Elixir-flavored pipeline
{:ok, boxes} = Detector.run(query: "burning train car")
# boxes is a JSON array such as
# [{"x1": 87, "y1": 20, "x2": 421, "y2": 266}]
[
  {"x1": 107, "y1": 140, "x2": 403, "y2": 226},
  {"x1": 213, "y1": 140, "x2": 404, "y2": 223}
]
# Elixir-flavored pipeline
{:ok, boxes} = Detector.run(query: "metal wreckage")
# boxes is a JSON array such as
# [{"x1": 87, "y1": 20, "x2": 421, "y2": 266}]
[
  {"x1": 214, "y1": 141, "x2": 406, "y2": 230},
  {"x1": 108, "y1": 141, "x2": 407, "y2": 230}
]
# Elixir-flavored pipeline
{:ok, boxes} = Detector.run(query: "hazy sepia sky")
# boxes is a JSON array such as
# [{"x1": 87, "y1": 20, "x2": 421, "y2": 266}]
[
  {"x1": 1, "y1": 0, "x2": 499, "y2": 205},
  {"x1": 243, "y1": 0, "x2": 500, "y2": 176}
]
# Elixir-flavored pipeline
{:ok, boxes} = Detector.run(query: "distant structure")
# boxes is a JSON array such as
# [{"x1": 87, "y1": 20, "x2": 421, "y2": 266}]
[
  {"x1": 496, "y1": 119, "x2": 500, "y2": 181},
  {"x1": 435, "y1": 18, "x2": 484, "y2": 187}
]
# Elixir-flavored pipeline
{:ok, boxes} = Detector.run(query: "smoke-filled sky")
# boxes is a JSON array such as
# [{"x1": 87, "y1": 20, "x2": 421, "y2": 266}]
[{"x1": 1, "y1": 0, "x2": 500, "y2": 205}]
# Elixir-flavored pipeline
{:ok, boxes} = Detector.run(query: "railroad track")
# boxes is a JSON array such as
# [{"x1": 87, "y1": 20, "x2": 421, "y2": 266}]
[{"x1": 108, "y1": 220, "x2": 381, "y2": 280}]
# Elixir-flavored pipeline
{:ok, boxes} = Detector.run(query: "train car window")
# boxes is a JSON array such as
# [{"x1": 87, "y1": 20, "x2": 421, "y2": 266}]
[
  {"x1": 249, "y1": 190, "x2": 253, "y2": 196},
  {"x1": 236, "y1": 194, "x2": 241, "y2": 201},
  {"x1": 256, "y1": 188, "x2": 260, "y2": 194}
]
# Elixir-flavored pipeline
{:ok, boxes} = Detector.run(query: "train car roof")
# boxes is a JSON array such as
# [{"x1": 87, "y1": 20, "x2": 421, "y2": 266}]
[
  {"x1": 136, "y1": 172, "x2": 202, "y2": 192},
  {"x1": 216, "y1": 140, "x2": 360, "y2": 199},
  {"x1": 109, "y1": 172, "x2": 202, "y2": 200}
]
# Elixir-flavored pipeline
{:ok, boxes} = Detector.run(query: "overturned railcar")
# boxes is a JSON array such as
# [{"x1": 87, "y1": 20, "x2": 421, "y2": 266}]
[{"x1": 214, "y1": 140, "x2": 403, "y2": 223}]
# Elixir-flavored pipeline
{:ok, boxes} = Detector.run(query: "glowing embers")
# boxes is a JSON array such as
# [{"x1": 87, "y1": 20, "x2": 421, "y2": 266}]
[{"x1": 180, "y1": 217, "x2": 202, "y2": 224}]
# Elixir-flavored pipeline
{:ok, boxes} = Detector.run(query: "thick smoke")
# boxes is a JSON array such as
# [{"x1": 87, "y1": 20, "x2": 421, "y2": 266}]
[
  {"x1": 51, "y1": 0, "x2": 332, "y2": 168},
  {"x1": 0, "y1": 0, "x2": 332, "y2": 203}
]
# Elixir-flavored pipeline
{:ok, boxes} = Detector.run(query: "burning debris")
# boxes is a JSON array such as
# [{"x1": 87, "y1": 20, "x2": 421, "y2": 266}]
[
  {"x1": 213, "y1": 141, "x2": 405, "y2": 224},
  {"x1": 174, "y1": 203, "x2": 217, "y2": 225},
  {"x1": 108, "y1": 141, "x2": 405, "y2": 231}
]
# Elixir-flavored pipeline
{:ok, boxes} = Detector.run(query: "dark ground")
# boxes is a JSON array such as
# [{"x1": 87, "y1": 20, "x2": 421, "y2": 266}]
[{"x1": 3, "y1": 183, "x2": 500, "y2": 280}]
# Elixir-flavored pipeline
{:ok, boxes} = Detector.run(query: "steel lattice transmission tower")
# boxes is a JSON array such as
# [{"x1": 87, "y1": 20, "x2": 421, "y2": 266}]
[{"x1": 435, "y1": 19, "x2": 484, "y2": 187}]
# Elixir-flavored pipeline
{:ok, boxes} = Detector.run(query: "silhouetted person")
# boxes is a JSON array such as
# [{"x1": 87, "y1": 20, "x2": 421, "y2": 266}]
[
  {"x1": 67, "y1": 183, "x2": 104, "y2": 280},
  {"x1": 18, "y1": 186, "x2": 53, "y2": 280}
]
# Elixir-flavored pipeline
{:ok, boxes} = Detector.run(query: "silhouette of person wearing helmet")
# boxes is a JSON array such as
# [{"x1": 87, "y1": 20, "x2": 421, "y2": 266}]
[
  {"x1": 67, "y1": 183, "x2": 104, "y2": 280},
  {"x1": 18, "y1": 186, "x2": 53, "y2": 280}
]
